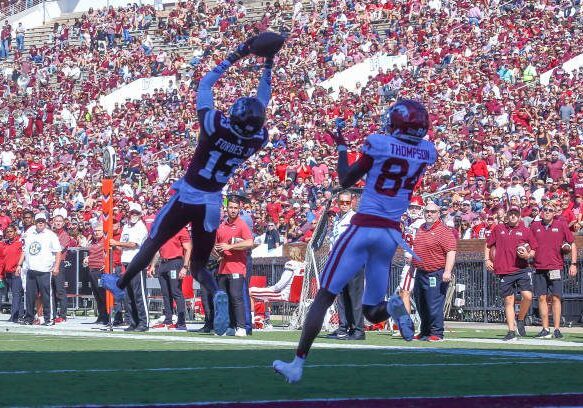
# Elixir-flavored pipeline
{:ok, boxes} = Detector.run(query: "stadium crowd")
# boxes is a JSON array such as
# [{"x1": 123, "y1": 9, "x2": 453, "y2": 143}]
[{"x1": 0, "y1": 0, "x2": 581, "y2": 299}]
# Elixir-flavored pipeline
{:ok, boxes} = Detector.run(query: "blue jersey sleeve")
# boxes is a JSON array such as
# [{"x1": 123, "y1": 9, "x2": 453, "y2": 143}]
[{"x1": 196, "y1": 59, "x2": 232, "y2": 111}]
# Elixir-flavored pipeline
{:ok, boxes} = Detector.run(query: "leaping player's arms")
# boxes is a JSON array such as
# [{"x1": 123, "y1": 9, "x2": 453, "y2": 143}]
[
  {"x1": 328, "y1": 128, "x2": 373, "y2": 189},
  {"x1": 256, "y1": 57, "x2": 274, "y2": 107},
  {"x1": 196, "y1": 38, "x2": 255, "y2": 136}
]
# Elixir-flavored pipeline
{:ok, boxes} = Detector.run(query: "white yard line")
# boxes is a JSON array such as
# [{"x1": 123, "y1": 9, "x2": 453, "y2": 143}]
[
  {"x1": 0, "y1": 360, "x2": 560, "y2": 376},
  {"x1": 3, "y1": 323, "x2": 583, "y2": 349}
]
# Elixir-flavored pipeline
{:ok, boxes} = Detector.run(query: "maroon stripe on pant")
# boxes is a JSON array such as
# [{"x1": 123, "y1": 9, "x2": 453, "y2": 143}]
[{"x1": 324, "y1": 226, "x2": 359, "y2": 290}]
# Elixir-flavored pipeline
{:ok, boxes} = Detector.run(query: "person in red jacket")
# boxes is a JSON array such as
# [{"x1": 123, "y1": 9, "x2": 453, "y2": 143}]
[
  {"x1": 467, "y1": 152, "x2": 489, "y2": 180},
  {"x1": 0, "y1": 224, "x2": 24, "y2": 322}
]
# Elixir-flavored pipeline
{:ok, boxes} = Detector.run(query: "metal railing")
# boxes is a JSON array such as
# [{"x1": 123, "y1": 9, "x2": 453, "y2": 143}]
[{"x1": 0, "y1": 0, "x2": 44, "y2": 20}]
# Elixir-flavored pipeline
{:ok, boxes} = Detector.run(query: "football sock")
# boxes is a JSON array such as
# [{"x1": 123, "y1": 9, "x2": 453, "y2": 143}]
[{"x1": 296, "y1": 289, "x2": 336, "y2": 359}]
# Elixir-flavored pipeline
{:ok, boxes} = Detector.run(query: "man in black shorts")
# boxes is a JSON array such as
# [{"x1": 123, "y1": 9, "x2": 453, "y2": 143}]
[
  {"x1": 485, "y1": 206, "x2": 537, "y2": 341},
  {"x1": 530, "y1": 202, "x2": 577, "y2": 339},
  {"x1": 102, "y1": 36, "x2": 277, "y2": 335}
]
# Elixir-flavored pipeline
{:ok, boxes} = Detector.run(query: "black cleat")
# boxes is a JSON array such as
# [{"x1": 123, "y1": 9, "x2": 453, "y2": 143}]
[
  {"x1": 502, "y1": 331, "x2": 517, "y2": 341},
  {"x1": 516, "y1": 320, "x2": 526, "y2": 337}
]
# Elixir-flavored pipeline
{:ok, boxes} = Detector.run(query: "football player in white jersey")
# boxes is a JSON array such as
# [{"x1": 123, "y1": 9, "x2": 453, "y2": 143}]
[
  {"x1": 273, "y1": 99, "x2": 437, "y2": 383},
  {"x1": 398, "y1": 195, "x2": 425, "y2": 314}
]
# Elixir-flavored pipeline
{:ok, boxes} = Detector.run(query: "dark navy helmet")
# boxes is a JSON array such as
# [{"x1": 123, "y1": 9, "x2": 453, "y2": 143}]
[
  {"x1": 381, "y1": 99, "x2": 429, "y2": 143},
  {"x1": 229, "y1": 97, "x2": 266, "y2": 138}
]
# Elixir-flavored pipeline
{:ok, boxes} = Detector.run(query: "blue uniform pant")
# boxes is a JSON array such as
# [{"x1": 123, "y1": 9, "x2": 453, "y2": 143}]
[
  {"x1": 319, "y1": 225, "x2": 401, "y2": 306},
  {"x1": 414, "y1": 269, "x2": 448, "y2": 338}
]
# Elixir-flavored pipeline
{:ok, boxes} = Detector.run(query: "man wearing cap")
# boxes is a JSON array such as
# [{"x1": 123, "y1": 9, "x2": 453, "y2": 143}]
[
  {"x1": 546, "y1": 151, "x2": 564, "y2": 182},
  {"x1": 530, "y1": 202, "x2": 577, "y2": 339},
  {"x1": 411, "y1": 202, "x2": 457, "y2": 341},
  {"x1": 485, "y1": 206, "x2": 537, "y2": 341},
  {"x1": 110, "y1": 203, "x2": 149, "y2": 331},
  {"x1": 16, "y1": 213, "x2": 62, "y2": 326}
]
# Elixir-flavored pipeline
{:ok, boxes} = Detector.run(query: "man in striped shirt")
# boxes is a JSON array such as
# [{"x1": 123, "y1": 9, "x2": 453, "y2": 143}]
[{"x1": 412, "y1": 201, "x2": 457, "y2": 342}]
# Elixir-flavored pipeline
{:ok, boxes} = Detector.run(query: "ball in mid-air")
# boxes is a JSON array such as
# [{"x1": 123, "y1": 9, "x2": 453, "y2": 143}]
[{"x1": 250, "y1": 32, "x2": 286, "y2": 57}]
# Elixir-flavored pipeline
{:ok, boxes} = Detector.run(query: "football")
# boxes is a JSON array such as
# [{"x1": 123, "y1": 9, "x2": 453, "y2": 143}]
[
  {"x1": 517, "y1": 243, "x2": 530, "y2": 255},
  {"x1": 562, "y1": 243, "x2": 572, "y2": 255},
  {"x1": 249, "y1": 32, "x2": 286, "y2": 57}
]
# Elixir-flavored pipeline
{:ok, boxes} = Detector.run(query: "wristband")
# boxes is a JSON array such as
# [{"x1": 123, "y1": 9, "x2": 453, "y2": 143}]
[{"x1": 336, "y1": 145, "x2": 348, "y2": 152}]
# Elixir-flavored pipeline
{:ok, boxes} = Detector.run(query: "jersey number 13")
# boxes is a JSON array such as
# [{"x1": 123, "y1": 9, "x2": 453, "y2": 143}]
[{"x1": 199, "y1": 150, "x2": 243, "y2": 184}]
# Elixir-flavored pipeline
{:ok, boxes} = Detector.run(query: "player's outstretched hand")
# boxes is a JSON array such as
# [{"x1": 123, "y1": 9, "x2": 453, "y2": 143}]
[
  {"x1": 227, "y1": 37, "x2": 256, "y2": 63},
  {"x1": 327, "y1": 127, "x2": 347, "y2": 148}
]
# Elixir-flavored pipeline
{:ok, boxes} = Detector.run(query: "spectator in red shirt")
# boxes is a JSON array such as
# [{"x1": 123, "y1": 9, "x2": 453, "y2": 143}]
[
  {"x1": 0, "y1": 224, "x2": 24, "y2": 322},
  {"x1": 412, "y1": 202, "x2": 457, "y2": 341},
  {"x1": 85, "y1": 223, "x2": 108, "y2": 325},
  {"x1": 485, "y1": 206, "x2": 537, "y2": 341},
  {"x1": 467, "y1": 153, "x2": 489, "y2": 180},
  {"x1": 149, "y1": 227, "x2": 191, "y2": 330},
  {"x1": 0, "y1": 207, "x2": 11, "y2": 231},
  {"x1": 530, "y1": 202, "x2": 577, "y2": 339},
  {"x1": 546, "y1": 150, "x2": 564, "y2": 181},
  {"x1": 52, "y1": 215, "x2": 77, "y2": 323},
  {"x1": 215, "y1": 198, "x2": 254, "y2": 337}
]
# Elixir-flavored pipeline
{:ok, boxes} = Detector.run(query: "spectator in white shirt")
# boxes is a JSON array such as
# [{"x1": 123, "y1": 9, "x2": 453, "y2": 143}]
[
  {"x1": 249, "y1": 246, "x2": 304, "y2": 303},
  {"x1": 1, "y1": 145, "x2": 15, "y2": 170},
  {"x1": 506, "y1": 176, "x2": 526, "y2": 200},
  {"x1": 110, "y1": 203, "x2": 149, "y2": 331},
  {"x1": 17, "y1": 212, "x2": 62, "y2": 325}
]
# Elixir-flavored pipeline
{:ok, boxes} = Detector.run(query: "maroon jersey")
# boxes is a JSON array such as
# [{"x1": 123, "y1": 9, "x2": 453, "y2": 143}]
[
  {"x1": 530, "y1": 219, "x2": 574, "y2": 270},
  {"x1": 486, "y1": 222, "x2": 538, "y2": 275},
  {"x1": 185, "y1": 109, "x2": 268, "y2": 192}
]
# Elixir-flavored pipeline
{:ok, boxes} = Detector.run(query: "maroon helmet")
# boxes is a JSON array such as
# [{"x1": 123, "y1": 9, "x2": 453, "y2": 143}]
[{"x1": 382, "y1": 99, "x2": 429, "y2": 143}]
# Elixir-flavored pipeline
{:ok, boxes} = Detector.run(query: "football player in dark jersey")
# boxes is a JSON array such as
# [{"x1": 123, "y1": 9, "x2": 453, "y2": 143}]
[{"x1": 102, "y1": 37, "x2": 275, "y2": 336}]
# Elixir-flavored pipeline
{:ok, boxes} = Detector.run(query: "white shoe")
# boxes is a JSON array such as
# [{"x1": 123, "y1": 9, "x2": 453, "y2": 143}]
[
  {"x1": 273, "y1": 359, "x2": 303, "y2": 383},
  {"x1": 235, "y1": 328, "x2": 247, "y2": 337}
]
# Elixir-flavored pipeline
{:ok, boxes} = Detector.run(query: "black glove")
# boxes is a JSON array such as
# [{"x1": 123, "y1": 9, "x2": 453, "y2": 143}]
[{"x1": 226, "y1": 37, "x2": 256, "y2": 63}]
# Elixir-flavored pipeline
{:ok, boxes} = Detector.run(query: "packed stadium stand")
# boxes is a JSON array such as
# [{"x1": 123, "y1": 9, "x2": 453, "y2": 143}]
[{"x1": 0, "y1": 0, "x2": 581, "y2": 324}]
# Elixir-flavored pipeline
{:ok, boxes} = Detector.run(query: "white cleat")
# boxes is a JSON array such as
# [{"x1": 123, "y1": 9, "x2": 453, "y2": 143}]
[{"x1": 272, "y1": 360, "x2": 303, "y2": 384}]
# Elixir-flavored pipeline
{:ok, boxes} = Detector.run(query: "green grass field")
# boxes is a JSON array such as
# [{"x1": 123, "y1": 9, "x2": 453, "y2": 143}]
[{"x1": 1, "y1": 326, "x2": 583, "y2": 407}]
